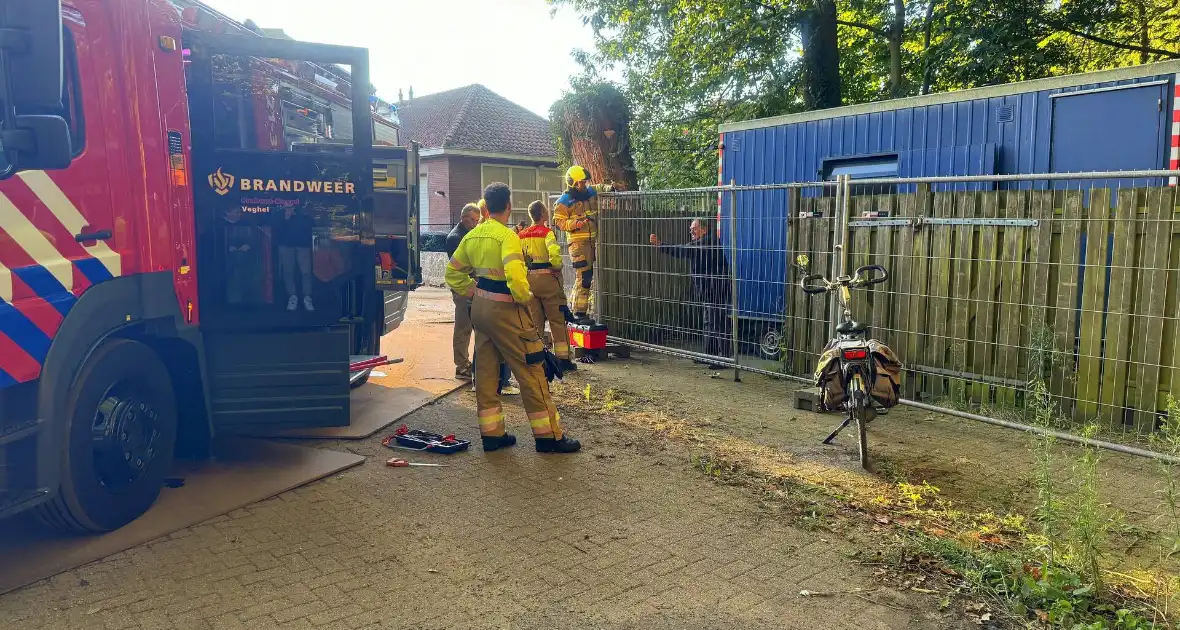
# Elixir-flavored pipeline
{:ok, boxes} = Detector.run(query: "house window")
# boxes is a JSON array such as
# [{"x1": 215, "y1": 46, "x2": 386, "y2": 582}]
[
  {"x1": 538, "y1": 169, "x2": 563, "y2": 193},
  {"x1": 418, "y1": 171, "x2": 430, "y2": 226},
  {"x1": 480, "y1": 164, "x2": 563, "y2": 224}
]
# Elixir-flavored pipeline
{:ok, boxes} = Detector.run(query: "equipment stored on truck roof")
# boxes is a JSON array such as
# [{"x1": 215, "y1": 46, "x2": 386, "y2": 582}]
[{"x1": 0, "y1": 0, "x2": 421, "y2": 533}]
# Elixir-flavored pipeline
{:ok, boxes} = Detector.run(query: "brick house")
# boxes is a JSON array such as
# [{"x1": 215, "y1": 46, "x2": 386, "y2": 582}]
[{"x1": 397, "y1": 84, "x2": 563, "y2": 232}]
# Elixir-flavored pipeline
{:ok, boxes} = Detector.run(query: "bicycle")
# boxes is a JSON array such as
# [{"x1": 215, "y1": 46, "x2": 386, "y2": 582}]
[{"x1": 800, "y1": 264, "x2": 891, "y2": 470}]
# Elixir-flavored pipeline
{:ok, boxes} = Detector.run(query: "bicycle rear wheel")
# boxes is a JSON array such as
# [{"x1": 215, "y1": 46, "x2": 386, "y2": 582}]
[{"x1": 854, "y1": 408, "x2": 870, "y2": 471}]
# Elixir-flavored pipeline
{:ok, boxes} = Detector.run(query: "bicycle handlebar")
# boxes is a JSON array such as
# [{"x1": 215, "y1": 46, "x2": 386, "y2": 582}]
[
  {"x1": 800, "y1": 274, "x2": 829, "y2": 294},
  {"x1": 799, "y1": 265, "x2": 890, "y2": 294},
  {"x1": 854, "y1": 265, "x2": 889, "y2": 286}
]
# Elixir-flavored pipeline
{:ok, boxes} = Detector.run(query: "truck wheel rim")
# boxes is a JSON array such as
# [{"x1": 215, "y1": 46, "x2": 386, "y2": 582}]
[{"x1": 91, "y1": 383, "x2": 161, "y2": 491}]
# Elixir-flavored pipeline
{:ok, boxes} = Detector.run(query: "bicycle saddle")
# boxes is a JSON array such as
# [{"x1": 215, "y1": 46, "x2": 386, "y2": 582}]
[{"x1": 836, "y1": 320, "x2": 869, "y2": 335}]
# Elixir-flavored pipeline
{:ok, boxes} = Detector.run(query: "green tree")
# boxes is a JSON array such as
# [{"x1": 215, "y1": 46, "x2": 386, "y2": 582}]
[
  {"x1": 551, "y1": 0, "x2": 1180, "y2": 189},
  {"x1": 552, "y1": 0, "x2": 816, "y2": 187}
]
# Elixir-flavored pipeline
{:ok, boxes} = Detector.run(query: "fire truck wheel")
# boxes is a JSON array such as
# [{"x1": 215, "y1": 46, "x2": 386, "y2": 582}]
[{"x1": 36, "y1": 338, "x2": 178, "y2": 533}]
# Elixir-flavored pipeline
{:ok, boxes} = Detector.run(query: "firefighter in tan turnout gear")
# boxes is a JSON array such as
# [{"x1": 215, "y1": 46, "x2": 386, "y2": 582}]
[
  {"x1": 445, "y1": 183, "x2": 581, "y2": 454},
  {"x1": 518, "y1": 201, "x2": 578, "y2": 373},
  {"x1": 552, "y1": 165, "x2": 598, "y2": 323}
]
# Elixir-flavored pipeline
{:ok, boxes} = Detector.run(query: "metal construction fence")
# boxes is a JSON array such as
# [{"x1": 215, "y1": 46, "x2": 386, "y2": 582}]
[{"x1": 585, "y1": 170, "x2": 1180, "y2": 458}]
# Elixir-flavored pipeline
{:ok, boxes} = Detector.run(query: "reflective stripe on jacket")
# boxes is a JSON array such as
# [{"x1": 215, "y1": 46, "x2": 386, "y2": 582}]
[
  {"x1": 552, "y1": 188, "x2": 598, "y2": 241},
  {"x1": 517, "y1": 224, "x2": 562, "y2": 269},
  {"x1": 445, "y1": 218, "x2": 533, "y2": 304}
]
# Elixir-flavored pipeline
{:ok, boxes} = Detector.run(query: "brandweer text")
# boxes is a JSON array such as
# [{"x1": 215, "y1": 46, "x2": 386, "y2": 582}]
[{"x1": 240, "y1": 179, "x2": 356, "y2": 194}]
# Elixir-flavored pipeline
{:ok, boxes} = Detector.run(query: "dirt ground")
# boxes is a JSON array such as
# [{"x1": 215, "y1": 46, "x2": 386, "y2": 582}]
[
  {"x1": 0, "y1": 288, "x2": 975, "y2": 630},
  {"x1": 568, "y1": 347, "x2": 1176, "y2": 572}
]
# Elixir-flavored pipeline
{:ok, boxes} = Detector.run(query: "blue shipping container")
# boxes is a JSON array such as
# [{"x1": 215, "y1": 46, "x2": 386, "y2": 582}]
[{"x1": 717, "y1": 60, "x2": 1180, "y2": 327}]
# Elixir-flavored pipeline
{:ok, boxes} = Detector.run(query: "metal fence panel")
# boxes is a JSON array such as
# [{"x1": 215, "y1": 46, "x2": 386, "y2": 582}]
[
  {"x1": 841, "y1": 175, "x2": 1180, "y2": 447},
  {"x1": 596, "y1": 189, "x2": 735, "y2": 364},
  {"x1": 586, "y1": 170, "x2": 1180, "y2": 457}
]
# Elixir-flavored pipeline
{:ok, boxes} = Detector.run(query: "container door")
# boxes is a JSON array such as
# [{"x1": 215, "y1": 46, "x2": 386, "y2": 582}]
[
  {"x1": 183, "y1": 31, "x2": 375, "y2": 432},
  {"x1": 1050, "y1": 83, "x2": 1167, "y2": 176}
]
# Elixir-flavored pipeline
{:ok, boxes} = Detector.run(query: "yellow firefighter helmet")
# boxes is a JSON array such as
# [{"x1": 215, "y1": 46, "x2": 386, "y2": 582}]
[{"x1": 565, "y1": 165, "x2": 590, "y2": 188}]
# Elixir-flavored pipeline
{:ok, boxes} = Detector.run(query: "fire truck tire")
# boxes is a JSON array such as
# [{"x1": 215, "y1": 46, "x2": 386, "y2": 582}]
[{"x1": 35, "y1": 338, "x2": 178, "y2": 533}]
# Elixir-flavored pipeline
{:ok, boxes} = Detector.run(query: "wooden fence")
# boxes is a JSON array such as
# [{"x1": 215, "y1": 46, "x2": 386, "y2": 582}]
[{"x1": 596, "y1": 184, "x2": 1180, "y2": 438}]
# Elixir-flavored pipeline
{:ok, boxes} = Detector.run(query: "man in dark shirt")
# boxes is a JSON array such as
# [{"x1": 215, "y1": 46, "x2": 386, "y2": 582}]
[
  {"x1": 447, "y1": 204, "x2": 481, "y2": 378},
  {"x1": 650, "y1": 219, "x2": 732, "y2": 365}
]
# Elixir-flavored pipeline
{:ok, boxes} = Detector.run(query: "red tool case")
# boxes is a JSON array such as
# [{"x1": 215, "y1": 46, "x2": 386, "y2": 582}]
[{"x1": 568, "y1": 322, "x2": 609, "y2": 351}]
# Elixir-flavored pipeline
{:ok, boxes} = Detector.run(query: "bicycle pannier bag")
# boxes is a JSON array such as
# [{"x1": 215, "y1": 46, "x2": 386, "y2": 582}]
[
  {"x1": 813, "y1": 342, "x2": 847, "y2": 411},
  {"x1": 867, "y1": 340, "x2": 902, "y2": 408}
]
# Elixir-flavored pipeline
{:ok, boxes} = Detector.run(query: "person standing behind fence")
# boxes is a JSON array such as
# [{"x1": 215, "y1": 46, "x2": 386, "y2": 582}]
[
  {"x1": 519, "y1": 200, "x2": 578, "y2": 373},
  {"x1": 446, "y1": 183, "x2": 580, "y2": 453},
  {"x1": 650, "y1": 218, "x2": 731, "y2": 368},
  {"x1": 552, "y1": 165, "x2": 597, "y2": 324},
  {"x1": 446, "y1": 204, "x2": 482, "y2": 379}
]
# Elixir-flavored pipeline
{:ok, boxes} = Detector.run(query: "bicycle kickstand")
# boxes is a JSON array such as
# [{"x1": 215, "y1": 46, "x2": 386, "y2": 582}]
[{"x1": 822, "y1": 417, "x2": 852, "y2": 445}]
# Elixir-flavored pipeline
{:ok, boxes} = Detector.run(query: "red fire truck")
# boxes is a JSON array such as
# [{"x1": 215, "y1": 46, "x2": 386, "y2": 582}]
[{"x1": 0, "y1": 0, "x2": 421, "y2": 532}]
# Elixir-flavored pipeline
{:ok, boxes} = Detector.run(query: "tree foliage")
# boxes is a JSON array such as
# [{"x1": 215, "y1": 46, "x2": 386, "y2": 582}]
[{"x1": 550, "y1": 0, "x2": 1180, "y2": 188}]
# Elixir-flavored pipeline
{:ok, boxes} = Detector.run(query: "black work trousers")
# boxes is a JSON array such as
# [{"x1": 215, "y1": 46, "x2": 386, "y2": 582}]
[{"x1": 698, "y1": 282, "x2": 732, "y2": 359}]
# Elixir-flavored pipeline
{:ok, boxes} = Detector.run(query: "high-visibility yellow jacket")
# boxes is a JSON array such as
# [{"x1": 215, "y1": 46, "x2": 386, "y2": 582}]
[
  {"x1": 445, "y1": 217, "x2": 533, "y2": 304},
  {"x1": 517, "y1": 224, "x2": 562, "y2": 269},
  {"x1": 552, "y1": 188, "x2": 598, "y2": 241}
]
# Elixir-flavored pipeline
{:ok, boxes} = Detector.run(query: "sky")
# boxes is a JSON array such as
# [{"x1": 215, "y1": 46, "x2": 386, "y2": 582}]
[{"x1": 200, "y1": 0, "x2": 608, "y2": 118}]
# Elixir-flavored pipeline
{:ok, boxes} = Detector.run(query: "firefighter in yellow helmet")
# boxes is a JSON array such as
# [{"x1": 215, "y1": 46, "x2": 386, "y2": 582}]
[
  {"x1": 519, "y1": 200, "x2": 578, "y2": 372},
  {"x1": 445, "y1": 183, "x2": 581, "y2": 454},
  {"x1": 552, "y1": 165, "x2": 597, "y2": 323}
]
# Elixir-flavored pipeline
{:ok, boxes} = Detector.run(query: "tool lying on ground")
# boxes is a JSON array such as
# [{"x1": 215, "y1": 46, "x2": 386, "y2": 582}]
[
  {"x1": 349, "y1": 355, "x2": 403, "y2": 387},
  {"x1": 349, "y1": 355, "x2": 402, "y2": 372},
  {"x1": 381, "y1": 425, "x2": 470, "y2": 454},
  {"x1": 385, "y1": 458, "x2": 448, "y2": 468}
]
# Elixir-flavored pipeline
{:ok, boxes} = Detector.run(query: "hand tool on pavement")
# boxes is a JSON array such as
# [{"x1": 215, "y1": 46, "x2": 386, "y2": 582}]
[{"x1": 385, "y1": 458, "x2": 448, "y2": 468}]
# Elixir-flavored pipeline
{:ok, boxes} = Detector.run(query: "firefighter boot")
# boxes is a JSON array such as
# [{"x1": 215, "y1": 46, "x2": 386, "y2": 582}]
[
  {"x1": 482, "y1": 433, "x2": 518, "y2": 452},
  {"x1": 535, "y1": 435, "x2": 582, "y2": 454}
]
